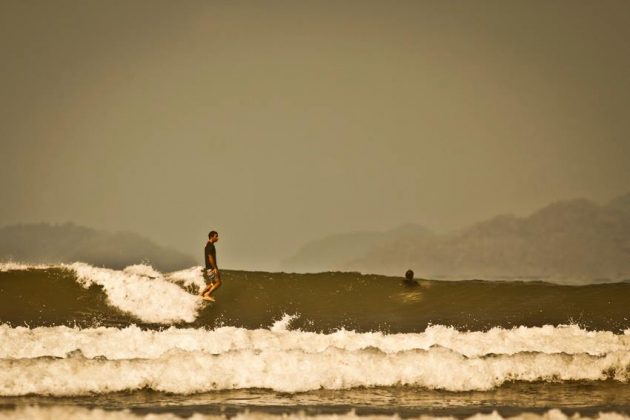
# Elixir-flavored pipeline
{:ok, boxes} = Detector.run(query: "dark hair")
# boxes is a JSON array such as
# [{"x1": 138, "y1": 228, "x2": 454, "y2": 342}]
[
  {"x1": 405, "y1": 269, "x2": 414, "y2": 280},
  {"x1": 208, "y1": 230, "x2": 218, "y2": 239}
]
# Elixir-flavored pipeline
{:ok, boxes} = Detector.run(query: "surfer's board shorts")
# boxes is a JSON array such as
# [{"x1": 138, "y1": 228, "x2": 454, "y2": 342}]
[{"x1": 202, "y1": 269, "x2": 216, "y2": 283}]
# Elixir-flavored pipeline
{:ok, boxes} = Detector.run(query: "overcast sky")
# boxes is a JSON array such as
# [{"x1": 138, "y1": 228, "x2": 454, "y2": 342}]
[{"x1": 2, "y1": 0, "x2": 629, "y2": 270}]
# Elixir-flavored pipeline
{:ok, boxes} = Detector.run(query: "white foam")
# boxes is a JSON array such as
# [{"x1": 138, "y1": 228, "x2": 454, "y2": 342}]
[
  {"x1": 1, "y1": 323, "x2": 629, "y2": 361},
  {"x1": 64, "y1": 262, "x2": 203, "y2": 323},
  {"x1": 166, "y1": 266, "x2": 207, "y2": 290},
  {"x1": 3, "y1": 323, "x2": 628, "y2": 361},
  {"x1": 270, "y1": 313, "x2": 299, "y2": 332},
  {"x1": 0, "y1": 262, "x2": 51, "y2": 272},
  {"x1": 0, "y1": 262, "x2": 205, "y2": 323},
  {"x1": 123, "y1": 264, "x2": 162, "y2": 278},
  {"x1": 1, "y1": 344, "x2": 630, "y2": 395},
  {"x1": 1, "y1": 323, "x2": 630, "y2": 396}
]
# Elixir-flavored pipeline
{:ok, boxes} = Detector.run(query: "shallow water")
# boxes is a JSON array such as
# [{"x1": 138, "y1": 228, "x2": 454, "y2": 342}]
[{"x1": 2, "y1": 383, "x2": 630, "y2": 418}]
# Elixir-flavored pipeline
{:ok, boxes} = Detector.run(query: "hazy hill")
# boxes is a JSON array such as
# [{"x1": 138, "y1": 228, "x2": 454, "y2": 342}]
[
  {"x1": 282, "y1": 223, "x2": 431, "y2": 273},
  {"x1": 287, "y1": 194, "x2": 630, "y2": 282},
  {"x1": 0, "y1": 223, "x2": 196, "y2": 272}
]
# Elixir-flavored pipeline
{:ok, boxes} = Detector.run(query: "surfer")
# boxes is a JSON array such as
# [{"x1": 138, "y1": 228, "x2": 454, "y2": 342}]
[
  {"x1": 402, "y1": 269, "x2": 419, "y2": 287},
  {"x1": 200, "y1": 230, "x2": 221, "y2": 302}
]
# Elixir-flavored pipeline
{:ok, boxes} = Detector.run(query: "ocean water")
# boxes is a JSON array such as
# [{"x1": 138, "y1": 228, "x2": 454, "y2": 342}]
[{"x1": 1, "y1": 263, "x2": 630, "y2": 419}]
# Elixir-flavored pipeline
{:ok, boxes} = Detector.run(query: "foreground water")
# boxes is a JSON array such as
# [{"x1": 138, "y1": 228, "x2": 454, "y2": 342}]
[
  {"x1": 2, "y1": 383, "x2": 630, "y2": 419},
  {"x1": 1, "y1": 263, "x2": 630, "y2": 418}
]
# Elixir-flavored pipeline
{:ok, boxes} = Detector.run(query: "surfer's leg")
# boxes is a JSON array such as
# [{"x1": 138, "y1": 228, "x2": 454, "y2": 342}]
[
  {"x1": 200, "y1": 283, "x2": 212, "y2": 297},
  {"x1": 200, "y1": 270, "x2": 214, "y2": 297},
  {"x1": 207, "y1": 277, "x2": 222, "y2": 296}
]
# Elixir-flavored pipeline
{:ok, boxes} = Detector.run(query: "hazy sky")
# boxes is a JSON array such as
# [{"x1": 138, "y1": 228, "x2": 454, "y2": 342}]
[{"x1": 2, "y1": 0, "x2": 629, "y2": 270}]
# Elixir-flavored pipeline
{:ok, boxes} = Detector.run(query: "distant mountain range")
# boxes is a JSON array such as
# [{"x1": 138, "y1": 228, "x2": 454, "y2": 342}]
[
  {"x1": 0, "y1": 223, "x2": 195, "y2": 272},
  {"x1": 283, "y1": 193, "x2": 630, "y2": 282},
  {"x1": 282, "y1": 223, "x2": 431, "y2": 273}
]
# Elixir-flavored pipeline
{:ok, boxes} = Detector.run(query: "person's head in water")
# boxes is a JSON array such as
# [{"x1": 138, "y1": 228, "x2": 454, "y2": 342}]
[
  {"x1": 208, "y1": 231, "x2": 219, "y2": 243},
  {"x1": 403, "y1": 269, "x2": 418, "y2": 287}
]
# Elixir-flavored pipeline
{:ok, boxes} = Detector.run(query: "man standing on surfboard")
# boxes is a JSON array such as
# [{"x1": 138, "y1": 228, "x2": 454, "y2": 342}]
[{"x1": 200, "y1": 230, "x2": 221, "y2": 301}]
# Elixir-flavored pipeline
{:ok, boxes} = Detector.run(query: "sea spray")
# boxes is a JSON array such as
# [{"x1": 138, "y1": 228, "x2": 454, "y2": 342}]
[
  {"x1": 66, "y1": 262, "x2": 203, "y2": 323},
  {"x1": 0, "y1": 262, "x2": 52, "y2": 272}
]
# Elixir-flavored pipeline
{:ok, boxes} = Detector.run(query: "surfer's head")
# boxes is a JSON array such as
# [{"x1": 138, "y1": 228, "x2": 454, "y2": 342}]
[
  {"x1": 405, "y1": 269, "x2": 414, "y2": 281},
  {"x1": 208, "y1": 231, "x2": 219, "y2": 242}
]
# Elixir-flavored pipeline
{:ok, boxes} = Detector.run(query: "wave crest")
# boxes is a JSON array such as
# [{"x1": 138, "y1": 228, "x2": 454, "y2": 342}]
[
  {"x1": 65, "y1": 262, "x2": 203, "y2": 323},
  {"x1": 1, "y1": 323, "x2": 630, "y2": 395}
]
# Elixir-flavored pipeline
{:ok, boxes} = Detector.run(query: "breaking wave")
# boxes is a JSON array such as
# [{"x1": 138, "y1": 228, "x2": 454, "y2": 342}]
[
  {"x1": 2, "y1": 262, "x2": 630, "y2": 397},
  {"x1": 2, "y1": 262, "x2": 630, "y2": 332},
  {"x1": 1, "y1": 318, "x2": 630, "y2": 396}
]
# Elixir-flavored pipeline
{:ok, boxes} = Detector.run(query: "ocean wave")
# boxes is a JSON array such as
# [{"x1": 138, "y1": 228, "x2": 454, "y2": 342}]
[
  {"x1": 1, "y1": 321, "x2": 629, "y2": 360},
  {"x1": 2, "y1": 345, "x2": 630, "y2": 395},
  {"x1": 0, "y1": 262, "x2": 52, "y2": 272},
  {"x1": 1, "y1": 319, "x2": 630, "y2": 396},
  {"x1": 2, "y1": 262, "x2": 630, "y2": 332},
  {"x1": 65, "y1": 262, "x2": 204, "y2": 323},
  {"x1": 0, "y1": 262, "x2": 207, "y2": 324}
]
